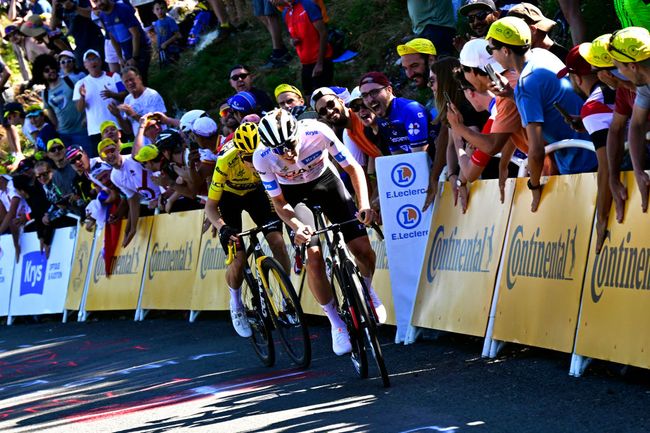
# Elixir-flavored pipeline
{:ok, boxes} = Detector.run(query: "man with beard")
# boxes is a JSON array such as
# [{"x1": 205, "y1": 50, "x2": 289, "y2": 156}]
[
  {"x1": 459, "y1": 0, "x2": 500, "y2": 41},
  {"x1": 396, "y1": 38, "x2": 438, "y2": 90}
]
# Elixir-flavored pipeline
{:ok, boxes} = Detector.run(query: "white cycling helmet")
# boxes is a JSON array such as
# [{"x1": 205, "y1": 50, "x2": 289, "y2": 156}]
[
  {"x1": 179, "y1": 109, "x2": 207, "y2": 134},
  {"x1": 257, "y1": 108, "x2": 299, "y2": 148}
]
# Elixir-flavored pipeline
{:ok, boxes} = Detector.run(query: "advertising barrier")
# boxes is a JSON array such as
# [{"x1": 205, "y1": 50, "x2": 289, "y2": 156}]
[
  {"x1": 412, "y1": 178, "x2": 515, "y2": 337},
  {"x1": 8, "y1": 227, "x2": 76, "y2": 321},
  {"x1": 84, "y1": 217, "x2": 153, "y2": 311},
  {"x1": 0, "y1": 234, "x2": 15, "y2": 317},
  {"x1": 376, "y1": 152, "x2": 433, "y2": 343},
  {"x1": 489, "y1": 174, "x2": 597, "y2": 354},
  {"x1": 575, "y1": 172, "x2": 650, "y2": 369},
  {"x1": 141, "y1": 211, "x2": 202, "y2": 311},
  {"x1": 64, "y1": 226, "x2": 95, "y2": 313}
]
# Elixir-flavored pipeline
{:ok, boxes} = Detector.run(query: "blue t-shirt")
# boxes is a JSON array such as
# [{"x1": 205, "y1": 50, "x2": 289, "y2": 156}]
[
  {"x1": 44, "y1": 76, "x2": 85, "y2": 135},
  {"x1": 515, "y1": 48, "x2": 597, "y2": 174},
  {"x1": 60, "y1": 0, "x2": 103, "y2": 50},
  {"x1": 100, "y1": 3, "x2": 151, "y2": 59},
  {"x1": 153, "y1": 15, "x2": 180, "y2": 53},
  {"x1": 375, "y1": 97, "x2": 431, "y2": 154},
  {"x1": 31, "y1": 0, "x2": 52, "y2": 15}
]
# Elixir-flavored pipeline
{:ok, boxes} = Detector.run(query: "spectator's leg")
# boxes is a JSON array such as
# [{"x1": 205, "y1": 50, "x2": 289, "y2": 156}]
[
  {"x1": 104, "y1": 38, "x2": 121, "y2": 73},
  {"x1": 301, "y1": 64, "x2": 315, "y2": 96},
  {"x1": 207, "y1": 0, "x2": 233, "y2": 40},
  {"x1": 557, "y1": 0, "x2": 586, "y2": 44},
  {"x1": 3, "y1": 124, "x2": 21, "y2": 155},
  {"x1": 310, "y1": 59, "x2": 334, "y2": 91}
]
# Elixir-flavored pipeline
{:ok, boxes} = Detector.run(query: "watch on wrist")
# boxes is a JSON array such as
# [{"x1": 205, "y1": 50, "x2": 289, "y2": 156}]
[
  {"x1": 527, "y1": 179, "x2": 541, "y2": 190},
  {"x1": 456, "y1": 178, "x2": 467, "y2": 188}
]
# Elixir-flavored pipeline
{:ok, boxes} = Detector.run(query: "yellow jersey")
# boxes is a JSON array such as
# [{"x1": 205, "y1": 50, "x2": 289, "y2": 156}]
[{"x1": 207, "y1": 143, "x2": 260, "y2": 201}]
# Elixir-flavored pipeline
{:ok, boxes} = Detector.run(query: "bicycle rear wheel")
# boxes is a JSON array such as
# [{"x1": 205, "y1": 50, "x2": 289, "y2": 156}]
[
  {"x1": 331, "y1": 260, "x2": 368, "y2": 379},
  {"x1": 242, "y1": 271, "x2": 275, "y2": 367},
  {"x1": 344, "y1": 260, "x2": 390, "y2": 387},
  {"x1": 261, "y1": 257, "x2": 311, "y2": 369}
]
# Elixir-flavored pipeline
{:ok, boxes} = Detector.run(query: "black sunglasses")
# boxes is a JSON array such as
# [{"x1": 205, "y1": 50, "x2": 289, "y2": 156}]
[
  {"x1": 49, "y1": 145, "x2": 65, "y2": 153},
  {"x1": 230, "y1": 72, "x2": 250, "y2": 81},
  {"x1": 349, "y1": 101, "x2": 367, "y2": 112},
  {"x1": 317, "y1": 99, "x2": 336, "y2": 116},
  {"x1": 70, "y1": 154, "x2": 83, "y2": 163},
  {"x1": 467, "y1": 10, "x2": 489, "y2": 23}
]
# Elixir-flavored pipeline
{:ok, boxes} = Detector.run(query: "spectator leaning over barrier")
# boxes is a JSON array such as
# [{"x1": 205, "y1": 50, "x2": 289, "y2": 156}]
[
  {"x1": 98, "y1": 137, "x2": 160, "y2": 247},
  {"x1": 606, "y1": 28, "x2": 650, "y2": 214},
  {"x1": 397, "y1": 38, "x2": 438, "y2": 90},
  {"x1": 228, "y1": 65, "x2": 275, "y2": 112},
  {"x1": 11, "y1": 173, "x2": 54, "y2": 256},
  {"x1": 205, "y1": 122, "x2": 291, "y2": 338},
  {"x1": 65, "y1": 145, "x2": 98, "y2": 208},
  {"x1": 0, "y1": 174, "x2": 30, "y2": 261},
  {"x1": 557, "y1": 45, "x2": 616, "y2": 253},
  {"x1": 73, "y1": 49, "x2": 126, "y2": 154},
  {"x1": 83, "y1": 161, "x2": 124, "y2": 232},
  {"x1": 486, "y1": 17, "x2": 597, "y2": 212},
  {"x1": 190, "y1": 116, "x2": 221, "y2": 191},
  {"x1": 46, "y1": 138, "x2": 85, "y2": 216},
  {"x1": 507, "y1": 2, "x2": 569, "y2": 63}
]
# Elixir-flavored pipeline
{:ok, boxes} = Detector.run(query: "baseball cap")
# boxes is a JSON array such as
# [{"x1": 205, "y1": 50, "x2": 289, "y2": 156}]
[
  {"x1": 192, "y1": 116, "x2": 218, "y2": 137},
  {"x1": 97, "y1": 138, "x2": 117, "y2": 155},
  {"x1": 310, "y1": 87, "x2": 337, "y2": 109},
  {"x1": 579, "y1": 34, "x2": 614, "y2": 68},
  {"x1": 486, "y1": 17, "x2": 531, "y2": 47},
  {"x1": 459, "y1": 38, "x2": 505, "y2": 73},
  {"x1": 346, "y1": 87, "x2": 362, "y2": 107},
  {"x1": 46, "y1": 138, "x2": 65, "y2": 152},
  {"x1": 460, "y1": 0, "x2": 496, "y2": 16},
  {"x1": 3, "y1": 102, "x2": 24, "y2": 118},
  {"x1": 90, "y1": 161, "x2": 112, "y2": 177},
  {"x1": 134, "y1": 145, "x2": 160, "y2": 163},
  {"x1": 65, "y1": 146, "x2": 84, "y2": 160},
  {"x1": 57, "y1": 50, "x2": 75, "y2": 60},
  {"x1": 100, "y1": 120, "x2": 118, "y2": 135},
  {"x1": 359, "y1": 71, "x2": 392, "y2": 88},
  {"x1": 557, "y1": 45, "x2": 593, "y2": 78},
  {"x1": 3, "y1": 25, "x2": 18, "y2": 40},
  {"x1": 274, "y1": 84, "x2": 302, "y2": 100},
  {"x1": 25, "y1": 104, "x2": 43, "y2": 118},
  {"x1": 179, "y1": 109, "x2": 207, "y2": 133},
  {"x1": 20, "y1": 15, "x2": 47, "y2": 38},
  {"x1": 227, "y1": 91, "x2": 257, "y2": 114},
  {"x1": 396, "y1": 38, "x2": 437, "y2": 57},
  {"x1": 508, "y1": 3, "x2": 556, "y2": 33},
  {"x1": 607, "y1": 27, "x2": 650, "y2": 63},
  {"x1": 83, "y1": 49, "x2": 101, "y2": 61},
  {"x1": 330, "y1": 86, "x2": 351, "y2": 104}
]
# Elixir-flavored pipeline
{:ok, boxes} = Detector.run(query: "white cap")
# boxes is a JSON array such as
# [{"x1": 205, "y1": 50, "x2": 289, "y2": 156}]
[
  {"x1": 459, "y1": 38, "x2": 505, "y2": 73},
  {"x1": 346, "y1": 86, "x2": 362, "y2": 106},
  {"x1": 180, "y1": 109, "x2": 207, "y2": 133},
  {"x1": 310, "y1": 87, "x2": 337, "y2": 109},
  {"x1": 83, "y1": 49, "x2": 101, "y2": 61},
  {"x1": 192, "y1": 117, "x2": 218, "y2": 137}
]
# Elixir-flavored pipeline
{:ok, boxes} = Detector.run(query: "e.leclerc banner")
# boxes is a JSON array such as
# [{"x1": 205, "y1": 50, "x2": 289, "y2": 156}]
[
  {"x1": 9, "y1": 227, "x2": 75, "y2": 317},
  {"x1": 0, "y1": 234, "x2": 15, "y2": 316},
  {"x1": 412, "y1": 178, "x2": 515, "y2": 337},
  {"x1": 492, "y1": 174, "x2": 597, "y2": 353},
  {"x1": 376, "y1": 152, "x2": 433, "y2": 343},
  {"x1": 576, "y1": 171, "x2": 650, "y2": 369}
]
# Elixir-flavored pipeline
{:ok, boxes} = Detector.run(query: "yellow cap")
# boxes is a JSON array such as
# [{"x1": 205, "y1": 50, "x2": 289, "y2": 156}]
[
  {"x1": 486, "y1": 17, "x2": 531, "y2": 47},
  {"x1": 134, "y1": 145, "x2": 160, "y2": 163},
  {"x1": 97, "y1": 138, "x2": 117, "y2": 155},
  {"x1": 579, "y1": 34, "x2": 614, "y2": 68},
  {"x1": 608, "y1": 27, "x2": 650, "y2": 63},
  {"x1": 46, "y1": 138, "x2": 64, "y2": 151},
  {"x1": 396, "y1": 38, "x2": 437, "y2": 56},
  {"x1": 274, "y1": 84, "x2": 302, "y2": 100},
  {"x1": 100, "y1": 120, "x2": 118, "y2": 135},
  {"x1": 120, "y1": 141, "x2": 133, "y2": 152}
]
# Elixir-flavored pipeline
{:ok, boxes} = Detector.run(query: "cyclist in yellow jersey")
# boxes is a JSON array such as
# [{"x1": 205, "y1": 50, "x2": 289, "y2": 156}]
[{"x1": 205, "y1": 122, "x2": 291, "y2": 338}]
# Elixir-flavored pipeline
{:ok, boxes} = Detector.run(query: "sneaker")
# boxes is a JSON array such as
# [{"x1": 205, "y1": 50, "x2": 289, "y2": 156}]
[
  {"x1": 369, "y1": 289, "x2": 387, "y2": 324},
  {"x1": 260, "y1": 52, "x2": 292, "y2": 70},
  {"x1": 214, "y1": 25, "x2": 232, "y2": 43},
  {"x1": 331, "y1": 327, "x2": 352, "y2": 356},
  {"x1": 230, "y1": 306, "x2": 252, "y2": 338}
]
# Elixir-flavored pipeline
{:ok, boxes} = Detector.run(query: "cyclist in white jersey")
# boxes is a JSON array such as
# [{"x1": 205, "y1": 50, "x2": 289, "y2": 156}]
[{"x1": 254, "y1": 108, "x2": 386, "y2": 356}]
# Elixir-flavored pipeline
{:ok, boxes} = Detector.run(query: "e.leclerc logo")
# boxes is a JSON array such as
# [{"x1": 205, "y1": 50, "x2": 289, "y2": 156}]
[
  {"x1": 391, "y1": 163, "x2": 416, "y2": 187},
  {"x1": 20, "y1": 251, "x2": 46, "y2": 296},
  {"x1": 396, "y1": 204, "x2": 421, "y2": 229}
]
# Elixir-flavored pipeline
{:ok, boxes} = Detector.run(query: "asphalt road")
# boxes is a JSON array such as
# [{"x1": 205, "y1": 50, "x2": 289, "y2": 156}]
[{"x1": 1, "y1": 313, "x2": 649, "y2": 433}]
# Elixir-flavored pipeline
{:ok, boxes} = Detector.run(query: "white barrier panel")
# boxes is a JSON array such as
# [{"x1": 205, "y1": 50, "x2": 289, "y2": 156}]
[
  {"x1": 0, "y1": 235, "x2": 15, "y2": 317},
  {"x1": 376, "y1": 152, "x2": 433, "y2": 343},
  {"x1": 9, "y1": 227, "x2": 76, "y2": 318}
]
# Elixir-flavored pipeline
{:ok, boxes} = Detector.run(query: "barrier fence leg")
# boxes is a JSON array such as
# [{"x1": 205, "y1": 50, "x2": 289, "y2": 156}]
[
  {"x1": 189, "y1": 310, "x2": 200, "y2": 323},
  {"x1": 77, "y1": 228, "x2": 99, "y2": 323},
  {"x1": 134, "y1": 221, "x2": 155, "y2": 322},
  {"x1": 570, "y1": 354, "x2": 592, "y2": 377}
]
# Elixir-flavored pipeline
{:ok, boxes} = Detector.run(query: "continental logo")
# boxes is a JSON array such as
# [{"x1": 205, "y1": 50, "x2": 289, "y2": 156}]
[
  {"x1": 505, "y1": 225, "x2": 577, "y2": 290},
  {"x1": 147, "y1": 241, "x2": 194, "y2": 280},
  {"x1": 199, "y1": 238, "x2": 228, "y2": 278},
  {"x1": 426, "y1": 225, "x2": 494, "y2": 282},
  {"x1": 590, "y1": 232, "x2": 650, "y2": 303},
  {"x1": 72, "y1": 240, "x2": 90, "y2": 292},
  {"x1": 93, "y1": 248, "x2": 141, "y2": 283}
]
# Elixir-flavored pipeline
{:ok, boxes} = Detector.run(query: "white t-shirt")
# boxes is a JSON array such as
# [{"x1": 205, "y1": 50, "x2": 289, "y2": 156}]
[
  {"x1": 123, "y1": 87, "x2": 167, "y2": 136},
  {"x1": 342, "y1": 129, "x2": 368, "y2": 167},
  {"x1": 253, "y1": 119, "x2": 353, "y2": 197},
  {"x1": 0, "y1": 178, "x2": 31, "y2": 216},
  {"x1": 85, "y1": 198, "x2": 107, "y2": 230},
  {"x1": 110, "y1": 155, "x2": 160, "y2": 200},
  {"x1": 73, "y1": 72, "x2": 124, "y2": 135}
]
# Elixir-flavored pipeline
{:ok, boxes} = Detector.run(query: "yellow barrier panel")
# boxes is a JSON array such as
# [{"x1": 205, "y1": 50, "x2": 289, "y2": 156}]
[
  {"x1": 84, "y1": 217, "x2": 153, "y2": 311},
  {"x1": 412, "y1": 178, "x2": 515, "y2": 337},
  {"x1": 576, "y1": 172, "x2": 650, "y2": 369},
  {"x1": 492, "y1": 174, "x2": 596, "y2": 353},
  {"x1": 141, "y1": 211, "x2": 202, "y2": 310},
  {"x1": 64, "y1": 227, "x2": 95, "y2": 311}
]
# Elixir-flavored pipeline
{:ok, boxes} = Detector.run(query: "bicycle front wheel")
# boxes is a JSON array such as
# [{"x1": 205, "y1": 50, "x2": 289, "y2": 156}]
[
  {"x1": 261, "y1": 257, "x2": 311, "y2": 369},
  {"x1": 242, "y1": 271, "x2": 275, "y2": 367}
]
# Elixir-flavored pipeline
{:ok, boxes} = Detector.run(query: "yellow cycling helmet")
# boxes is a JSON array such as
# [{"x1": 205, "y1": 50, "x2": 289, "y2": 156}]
[{"x1": 233, "y1": 122, "x2": 260, "y2": 154}]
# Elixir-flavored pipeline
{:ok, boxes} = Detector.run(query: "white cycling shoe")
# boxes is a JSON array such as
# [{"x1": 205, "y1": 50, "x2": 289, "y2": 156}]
[
  {"x1": 369, "y1": 289, "x2": 387, "y2": 324},
  {"x1": 332, "y1": 327, "x2": 352, "y2": 356},
  {"x1": 230, "y1": 306, "x2": 252, "y2": 338}
]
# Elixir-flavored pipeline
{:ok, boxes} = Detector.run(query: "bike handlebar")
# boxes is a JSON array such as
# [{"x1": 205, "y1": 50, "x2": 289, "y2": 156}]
[{"x1": 224, "y1": 220, "x2": 282, "y2": 265}]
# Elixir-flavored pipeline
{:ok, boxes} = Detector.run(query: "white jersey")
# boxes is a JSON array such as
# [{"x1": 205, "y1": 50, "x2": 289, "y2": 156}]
[
  {"x1": 253, "y1": 119, "x2": 353, "y2": 197},
  {"x1": 0, "y1": 178, "x2": 31, "y2": 216},
  {"x1": 110, "y1": 155, "x2": 160, "y2": 200}
]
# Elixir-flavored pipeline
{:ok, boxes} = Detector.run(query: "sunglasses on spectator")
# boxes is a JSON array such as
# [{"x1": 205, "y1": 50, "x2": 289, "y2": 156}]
[
  {"x1": 361, "y1": 86, "x2": 387, "y2": 100},
  {"x1": 317, "y1": 99, "x2": 337, "y2": 116},
  {"x1": 230, "y1": 72, "x2": 250, "y2": 81},
  {"x1": 219, "y1": 108, "x2": 232, "y2": 118},
  {"x1": 486, "y1": 41, "x2": 504, "y2": 55},
  {"x1": 70, "y1": 155, "x2": 83, "y2": 164},
  {"x1": 36, "y1": 171, "x2": 51, "y2": 179},
  {"x1": 59, "y1": 59, "x2": 74, "y2": 65},
  {"x1": 467, "y1": 10, "x2": 489, "y2": 23},
  {"x1": 240, "y1": 154, "x2": 253, "y2": 163},
  {"x1": 49, "y1": 145, "x2": 65, "y2": 153},
  {"x1": 349, "y1": 101, "x2": 367, "y2": 112},
  {"x1": 607, "y1": 31, "x2": 636, "y2": 62}
]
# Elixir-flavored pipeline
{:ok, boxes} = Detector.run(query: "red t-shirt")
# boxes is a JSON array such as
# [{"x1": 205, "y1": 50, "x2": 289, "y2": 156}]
[{"x1": 282, "y1": 0, "x2": 333, "y2": 65}]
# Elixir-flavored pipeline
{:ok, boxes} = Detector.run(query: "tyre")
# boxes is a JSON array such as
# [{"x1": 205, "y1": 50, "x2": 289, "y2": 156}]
[
  {"x1": 331, "y1": 261, "x2": 368, "y2": 379},
  {"x1": 261, "y1": 257, "x2": 311, "y2": 369},
  {"x1": 344, "y1": 260, "x2": 390, "y2": 388},
  {"x1": 241, "y1": 270, "x2": 275, "y2": 367}
]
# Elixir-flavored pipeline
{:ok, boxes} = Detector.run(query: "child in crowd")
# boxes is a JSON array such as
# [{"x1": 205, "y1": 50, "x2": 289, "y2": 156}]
[{"x1": 152, "y1": 0, "x2": 182, "y2": 66}]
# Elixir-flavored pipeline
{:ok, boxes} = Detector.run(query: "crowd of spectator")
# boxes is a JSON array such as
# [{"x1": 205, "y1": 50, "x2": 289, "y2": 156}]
[{"x1": 0, "y1": 0, "x2": 648, "y2": 350}]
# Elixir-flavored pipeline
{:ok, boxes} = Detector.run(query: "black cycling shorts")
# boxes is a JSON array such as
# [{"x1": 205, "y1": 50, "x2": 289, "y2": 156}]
[
  {"x1": 280, "y1": 168, "x2": 367, "y2": 244},
  {"x1": 218, "y1": 184, "x2": 283, "y2": 252}
]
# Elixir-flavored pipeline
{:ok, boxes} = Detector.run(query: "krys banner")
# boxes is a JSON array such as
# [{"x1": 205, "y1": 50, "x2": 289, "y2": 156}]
[
  {"x1": 0, "y1": 234, "x2": 15, "y2": 316},
  {"x1": 412, "y1": 178, "x2": 515, "y2": 337},
  {"x1": 576, "y1": 171, "x2": 650, "y2": 369},
  {"x1": 492, "y1": 174, "x2": 597, "y2": 353}
]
